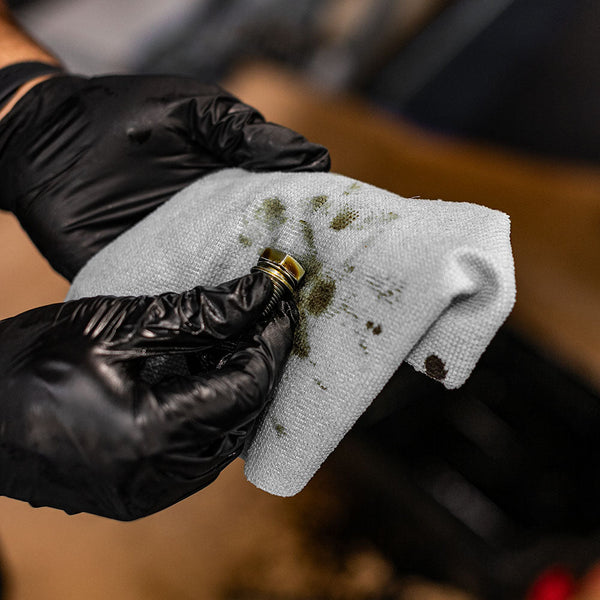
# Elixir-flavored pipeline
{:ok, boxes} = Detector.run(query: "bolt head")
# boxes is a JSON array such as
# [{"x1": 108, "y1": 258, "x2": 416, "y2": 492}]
[{"x1": 259, "y1": 248, "x2": 305, "y2": 285}]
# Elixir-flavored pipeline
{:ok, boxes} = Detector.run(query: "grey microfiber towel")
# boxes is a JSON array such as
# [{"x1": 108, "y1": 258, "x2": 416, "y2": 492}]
[{"x1": 68, "y1": 168, "x2": 516, "y2": 497}]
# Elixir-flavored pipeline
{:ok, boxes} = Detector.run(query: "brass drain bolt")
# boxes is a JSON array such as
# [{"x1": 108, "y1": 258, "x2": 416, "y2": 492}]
[{"x1": 252, "y1": 248, "x2": 305, "y2": 316}]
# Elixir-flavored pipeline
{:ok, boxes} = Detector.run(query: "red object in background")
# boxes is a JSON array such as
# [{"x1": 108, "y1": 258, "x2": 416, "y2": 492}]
[{"x1": 527, "y1": 567, "x2": 577, "y2": 600}]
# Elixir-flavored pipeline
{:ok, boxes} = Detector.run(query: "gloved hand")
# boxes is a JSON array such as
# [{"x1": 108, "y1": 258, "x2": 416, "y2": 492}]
[
  {"x1": 0, "y1": 66, "x2": 330, "y2": 280},
  {"x1": 0, "y1": 272, "x2": 295, "y2": 520}
]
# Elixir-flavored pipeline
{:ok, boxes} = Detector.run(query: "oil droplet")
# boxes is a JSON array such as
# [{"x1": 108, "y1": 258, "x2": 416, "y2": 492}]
[
  {"x1": 425, "y1": 354, "x2": 447, "y2": 381},
  {"x1": 273, "y1": 422, "x2": 287, "y2": 437},
  {"x1": 366, "y1": 321, "x2": 382, "y2": 334},
  {"x1": 315, "y1": 379, "x2": 327, "y2": 391},
  {"x1": 310, "y1": 195, "x2": 328, "y2": 211},
  {"x1": 238, "y1": 234, "x2": 252, "y2": 247}
]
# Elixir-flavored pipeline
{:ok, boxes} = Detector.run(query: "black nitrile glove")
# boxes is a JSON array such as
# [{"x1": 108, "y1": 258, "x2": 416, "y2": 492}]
[
  {"x1": 0, "y1": 65, "x2": 330, "y2": 280},
  {"x1": 0, "y1": 272, "x2": 295, "y2": 520}
]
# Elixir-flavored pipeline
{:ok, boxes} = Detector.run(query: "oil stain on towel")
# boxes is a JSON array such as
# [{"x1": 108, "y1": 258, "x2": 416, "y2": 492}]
[
  {"x1": 272, "y1": 420, "x2": 288, "y2": 438},
  {"x1": 293, "y1": 218, "x2": 337, "y2": 358},
  {"x1": 256, "y1": 197, "x2": 287, "y2": 230},
  {"x1": 293, "y1": 314, "x2": 311, "y2": 358},
  {"x1": 330, "y1": 206, "x2": 359, "y2": 231},
  {"x1": 425, "y1": 354, "x2": 447, "y2": 381},
  {"x1": 366, "y1": 275, "x2": 404, "y2": 305},
  {"x1": 291, "y1": 190, "x2": 400, "y2": 359},
  {"x1": 366, "y1": 321, "x2": 382, "y2": 335},
  {"x1": 238, "y1": 234, "x2": 252, "y2": 247},
  {"x1": 314, "y1": 378, "x2": 327, "y2": 391},
  {"x1": 343, "y1": 181, "x2": 361, "y2": 195},
  {"x1": 305, "y1": 277, "x2": 336, "y2": 316},
  {"x1": 310, "y1": 195, "x2": 329, "y2": 211}
]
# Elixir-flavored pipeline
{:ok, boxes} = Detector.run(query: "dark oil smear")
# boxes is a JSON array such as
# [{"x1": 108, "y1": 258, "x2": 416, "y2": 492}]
[
  {"x1": 292, "y1": 219, "x2": 337, "y2": 358},
  {"x1": 425, "y1": 354, "x2": 447, "y2": 381},
  {"x1": 291, "y1": 192, "x2": 400, "y2": 357},
  {"x1": 304, "y1": 278, "x2": 336, "y2": 316},
  {"x1": 366, "y1": 321, "x2": 382, "y2": 335}
]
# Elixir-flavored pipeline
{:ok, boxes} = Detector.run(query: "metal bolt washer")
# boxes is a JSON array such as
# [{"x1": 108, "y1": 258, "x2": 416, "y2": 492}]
[{"x1": 251, "y1": 248, "x2": 305, "y2": 316}]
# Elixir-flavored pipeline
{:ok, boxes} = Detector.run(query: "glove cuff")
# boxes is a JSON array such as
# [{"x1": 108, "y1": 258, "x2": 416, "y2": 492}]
[{"x1": 0, "y1": 61, "x2": 63, "y2": 111}]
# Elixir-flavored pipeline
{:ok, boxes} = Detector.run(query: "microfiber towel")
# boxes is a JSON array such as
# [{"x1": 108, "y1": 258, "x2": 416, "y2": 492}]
[{"x1": 67, "y1": 168, "x2": 516, "y2": 497}]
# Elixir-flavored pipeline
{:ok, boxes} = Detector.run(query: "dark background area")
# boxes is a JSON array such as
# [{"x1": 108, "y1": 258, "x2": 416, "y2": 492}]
[
  {"x1": 11, "y1": 0, "x2": 600, "y2": 164},
  {"x1": 367, "y1": 0, "x2": 600, "y2": 164}
]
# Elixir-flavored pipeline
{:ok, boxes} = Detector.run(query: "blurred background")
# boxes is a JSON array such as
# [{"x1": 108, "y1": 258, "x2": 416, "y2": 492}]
[{"x1": 1, "y1": 0, "x2": 600, "y2": 598}]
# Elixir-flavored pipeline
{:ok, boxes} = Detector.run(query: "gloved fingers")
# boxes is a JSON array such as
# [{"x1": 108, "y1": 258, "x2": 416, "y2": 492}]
[
  {"x1": 182, "y1": 297, "x2": 300, "y2": 377},
  {"x1": 43, "y1": 272, "x2": 271, "y2": 355},
  {"x1": 148, "y1": 304, "x2": 295, "y2": 436},
  {"x1": 128, "y1": 271, "x2": 273, "y2": 352},
  {"x1": 190, "y1": 90, "x2": 330, "y2": 172}
]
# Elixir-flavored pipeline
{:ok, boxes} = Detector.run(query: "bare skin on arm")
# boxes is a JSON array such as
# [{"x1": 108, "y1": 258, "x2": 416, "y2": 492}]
[{"x1": 0, "y1": 0, "x2": 60, "y2": 119}]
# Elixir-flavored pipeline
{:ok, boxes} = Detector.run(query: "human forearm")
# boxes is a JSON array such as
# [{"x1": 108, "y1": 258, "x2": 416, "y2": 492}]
[
  {"x1": 0, "y1": 1, "x2": 57, "y2": 67},
  {"x1": 0, "y1": 1, "x2": 60, "y2": 119}
]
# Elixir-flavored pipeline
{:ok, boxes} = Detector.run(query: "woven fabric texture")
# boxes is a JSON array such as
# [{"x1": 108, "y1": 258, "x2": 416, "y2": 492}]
[{"x1": 68, "y1": 169, "x2": 516, "y2": 496}]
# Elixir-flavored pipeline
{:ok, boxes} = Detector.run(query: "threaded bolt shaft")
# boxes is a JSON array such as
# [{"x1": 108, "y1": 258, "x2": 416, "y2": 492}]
[
  {"x1": 251, "y1": 248, "x2": 305, "y2": 317},
  {"x1": 261, "y1": 278, "x2": 287, "y2": 316}
]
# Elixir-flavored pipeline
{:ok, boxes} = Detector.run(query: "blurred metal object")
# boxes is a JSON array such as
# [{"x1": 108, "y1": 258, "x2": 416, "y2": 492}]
[{"x1": 252, "y1": 248, "x2": 304, "y2": 315}]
